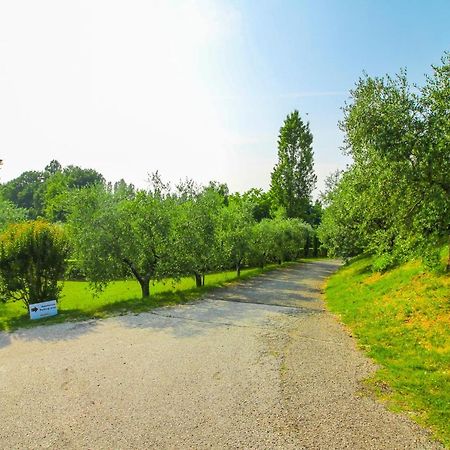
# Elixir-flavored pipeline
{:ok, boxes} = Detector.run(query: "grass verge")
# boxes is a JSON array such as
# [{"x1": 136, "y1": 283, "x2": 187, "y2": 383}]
[
  {"x1": 325, "y1": 254, "x2": 450, "y2": 447},
  {"x1": 0, "y1": 261, "x2": 302, "y2": 332}
]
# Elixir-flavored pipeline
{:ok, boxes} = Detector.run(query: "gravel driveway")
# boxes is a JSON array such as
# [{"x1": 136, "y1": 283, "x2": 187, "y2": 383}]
[{"x1": 0, "y1": 260, "x2": 443, "y2": 449}]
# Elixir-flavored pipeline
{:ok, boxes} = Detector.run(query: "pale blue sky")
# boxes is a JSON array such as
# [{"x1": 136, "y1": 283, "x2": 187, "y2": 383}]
[{"x1": 0, "y1": 0, "x2": 448, "y2": 194}]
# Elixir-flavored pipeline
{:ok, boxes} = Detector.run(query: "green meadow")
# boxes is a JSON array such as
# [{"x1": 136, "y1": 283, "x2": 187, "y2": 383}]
[
  {"x1": 0, "y1": 263, "x2": 293, "y2": 332},
  {"x1": 325, "y1": 252, "x2": 450, "y2": 447}
]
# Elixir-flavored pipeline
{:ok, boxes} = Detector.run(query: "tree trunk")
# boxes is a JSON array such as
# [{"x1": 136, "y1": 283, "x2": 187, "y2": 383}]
[
  {"x1": 313, "y1": 236, "x2": 319, "y2": 257},
  {"x1": 202, "y1": 274, "x2": 205, "y2": 286},
  {"x1": 122, "y1": 258, "x2": 151, "y2": 299},
  {"x1": 236, "y1": 262, "x2": 241, "y2": 277},
  {"x1": 139, "y1": 278, "x2": 150, "y2": 299},
  {"x1": 304, "y1": 236, "x2": 310, "y2": 258},
  {"x1": 195, "y1": 273, "x2": 202, "y2": 287}
]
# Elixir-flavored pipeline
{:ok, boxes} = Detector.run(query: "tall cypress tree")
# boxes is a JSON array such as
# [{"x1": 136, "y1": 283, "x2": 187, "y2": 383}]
[{"x1": 270, "y1": 110, "x2": 317, "y2": 220}]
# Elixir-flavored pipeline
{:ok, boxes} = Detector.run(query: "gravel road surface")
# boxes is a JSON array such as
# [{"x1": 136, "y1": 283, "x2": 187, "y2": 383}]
[{"x1": 0, "y1": 260, "x2": 443, "y2": 449}]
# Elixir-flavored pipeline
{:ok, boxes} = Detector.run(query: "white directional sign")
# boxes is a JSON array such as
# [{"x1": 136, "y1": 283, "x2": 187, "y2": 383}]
[{"x1": 29, "y1": 300, "x2": 58, "y2": 320}]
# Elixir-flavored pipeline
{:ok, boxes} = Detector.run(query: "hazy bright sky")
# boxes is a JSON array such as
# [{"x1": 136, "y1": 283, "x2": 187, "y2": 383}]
[{"x1": 0, "y1": 0, "x2": 449, "y2": 194}]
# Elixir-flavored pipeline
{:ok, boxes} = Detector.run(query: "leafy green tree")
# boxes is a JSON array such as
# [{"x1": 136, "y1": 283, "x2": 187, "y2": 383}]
[
  {"x1": 320, "y1": 170, "x2": 343, "y2": 203},
  {"x1": 270, "y1": 110, "x2": 317, "y2": 220},
  {"x1": 63, "y1": 165, "x2": 105, "y2": 189},
  {"x1": 0, "y1": 200, "x2": 27, "y2": 232},
  {"x1": 172, "y1": 188, "x2": 223, "y2": 286},
  {"x1": 219, "y1": 198, "x2": 255, "y2": 276},
  {"x1": 44, "y1": 159, "x2": 62, "y2": 176},
  {"x1": 420, "y1": 54, "x2": 450, "y2": 269},
  {"x1": 1, "y1": 161, "x2": 105, "y2": 221},
  {"x1": 206, "y1": 181, "x2": 229, "y2": 206},
  {"x1": 249, "y1": 217, "x2": 311, "y2": 267},
  {"x1": 0, "y1": 159, "x2": 27, "y2": 230},
  {"x1": 307, "y1": 200, "x2": 323, "y2": 228},
  {"x1": 249, "y1": 219, "x2": 277, "y2": 268},
  {"x1": 271, "y1": 217, "x2": 311, "y2": 263},
  {"x1": 318, "y1": 170, "x2": 367, "y2": 259},
  {"x1": 43, "y1": 171, "x2": 71, "y2": 222},
  {"x1": 113, "y1": 179, "x2": 136, "y2": 200},
  {"x1": 319, "y1": 53, "x2": 450, "y2": 270},
  {"x1": 174, "y1": 178, "x2": 201, "y2": 202},
  {"x1": 44, "y1": 164, "x2": 105, "y2": 222},
  {"x1": 0, "y1": 220, "x2": 69, "y2": 308},
  {"x1": 343, "y1": 64, "x2": 449, "y2": 267},
  {"x1": 68, "y1": 186, "x2": 174, "y2": 298},
  {"x1": 1, "y1": 170, "x2": 46, "y2": 218},
  {"x1": 241, "y1": 188, "x2": 272, "y2": 221}
]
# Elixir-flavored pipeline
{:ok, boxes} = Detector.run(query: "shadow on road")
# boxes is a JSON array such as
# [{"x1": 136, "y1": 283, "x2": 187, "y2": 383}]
[
  {"x1": 114, "y1": 259, "x2": 342, "y2": 338},
  {"x1": 208, "y1": 260, "x2": 341, "y2": 309},
  {"x1": 0, "y1": 260, "x2": 342, "y2": 345}
]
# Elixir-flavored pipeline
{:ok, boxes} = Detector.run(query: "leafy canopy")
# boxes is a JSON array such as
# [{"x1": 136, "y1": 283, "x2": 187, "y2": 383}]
[
  {"x1": 319, "y1": 53, "x2": 450, "y2": 270},
  {"x1": 271, "y1": 110, "x2": 317, "y2": 221}
]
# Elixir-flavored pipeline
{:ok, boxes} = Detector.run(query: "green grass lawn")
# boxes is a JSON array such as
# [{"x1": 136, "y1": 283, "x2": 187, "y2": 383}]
[
  {"x1": 0, "y1": 262, "x2": 298, "y2": 332},
  {"x1": 325, "y1": 253, "x2": 450, "y2": 447}
]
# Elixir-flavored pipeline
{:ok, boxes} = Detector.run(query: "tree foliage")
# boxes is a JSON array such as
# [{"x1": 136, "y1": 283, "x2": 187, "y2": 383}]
[
  {"x1": 241, "y1": 188, "x2": 272, "y2": 221},
  {"x1": 249, "y1": 217, "x2": 312, "y2": 268},
  {"x1": 0, "y1": 199, "x2": 27, "y2": 232},
  {"x1": 68, "y1": 185, "x2": 174, "y2": 298},
  {"x1": 219, "y1": 197, "x2": 255, "y2": 277},
  {"x1": 1, "y1": 170, "x2": 46, "y2": 218},
  {"x1": 319, "y1": 53, "x2": 450, "y2": 270},
  {"x1": 171, "y1": 188, "x2": 223, "y2": 286},
  {"x1": 1, "y1": 160, "x2": 105, "y2": 220},
  {"x1": 65, "y1": 176, "x2": 317, "y2": 299},
  {"x1": 1, "y1": 123, "x2": 325, "y2": 305},
  {"x1": 270, "y1": 110, "x2": 317, "y2": 221}
]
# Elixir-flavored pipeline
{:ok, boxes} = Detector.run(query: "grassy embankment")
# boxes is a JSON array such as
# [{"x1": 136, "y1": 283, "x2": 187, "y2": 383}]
[
  {"x1": 0, "y1": 262, "x2": 299, "y2": 332},
  {"x1": 325, "y1": 251, "x2": 449, "y2": 447}
]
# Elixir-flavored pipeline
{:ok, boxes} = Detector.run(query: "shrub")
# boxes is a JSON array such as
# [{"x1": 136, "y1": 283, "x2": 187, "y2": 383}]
[{"x1": 0, "y1": 220, "x2": 69, "y2": 308}]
